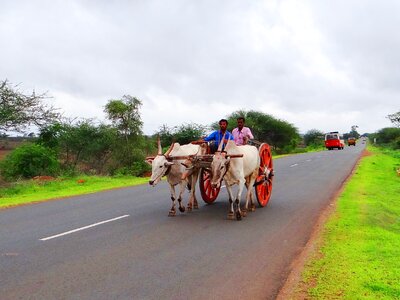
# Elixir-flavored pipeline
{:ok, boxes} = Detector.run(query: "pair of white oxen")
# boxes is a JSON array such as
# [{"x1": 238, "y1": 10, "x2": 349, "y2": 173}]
[{"x1": 146, "y1": 139, "x2": 260, "y2": 221}]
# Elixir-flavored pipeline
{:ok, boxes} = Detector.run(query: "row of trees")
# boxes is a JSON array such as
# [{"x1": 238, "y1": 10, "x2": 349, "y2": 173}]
[
  {"x1": 0, "y1": 81, "x2": 155, "y2": 180},
  {"x1": 1, "y1": 79, "x2": 399, "y2": 181},
  {"x1": 157, "y1": 110, "x2": 301, "y2": 153}
]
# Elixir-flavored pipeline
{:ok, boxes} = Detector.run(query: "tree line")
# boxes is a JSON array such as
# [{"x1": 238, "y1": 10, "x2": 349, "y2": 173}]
[{"x1": 1, "y1": 80, "x2": 399, "y2": 181}]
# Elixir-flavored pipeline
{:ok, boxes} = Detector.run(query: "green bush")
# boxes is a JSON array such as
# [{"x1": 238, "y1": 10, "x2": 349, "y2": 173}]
[
  {"x1": 392, "y1": 136, "x2": 400, "y2": 149},
  {"x1": 375, "y1": 127, "x2": 400, "y2": 144},
  {"x1": 0, "y1": 143, "x2": 59, "y2": 181},
  {"x1": 111, "y1": 161, "x2": 150, "y2": 177}
]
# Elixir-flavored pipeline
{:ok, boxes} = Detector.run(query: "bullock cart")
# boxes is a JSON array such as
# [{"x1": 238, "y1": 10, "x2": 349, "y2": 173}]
[{"x1": 188, "y1": 141, "x2": 274, "y2": 207}]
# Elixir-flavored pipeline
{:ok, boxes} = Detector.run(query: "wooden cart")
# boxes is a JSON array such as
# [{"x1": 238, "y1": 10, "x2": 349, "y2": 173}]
[{"x1": 196, "y1": 142, "x2": 274, "y2": 207}]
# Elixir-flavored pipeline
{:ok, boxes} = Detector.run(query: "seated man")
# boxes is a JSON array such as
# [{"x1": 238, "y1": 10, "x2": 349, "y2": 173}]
[
  {"x1": 232, "y1": 117, "x2": 254, "y2": 145},
  {"x1": 195, "y1": 119, "x2": 234, "y2": 153}
]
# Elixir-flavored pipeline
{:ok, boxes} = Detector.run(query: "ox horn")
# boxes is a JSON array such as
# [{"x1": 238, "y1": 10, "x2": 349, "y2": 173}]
[
  {"x1": 164, "y1": 142, "x2": 175, "y2": 157},
  {"x1": 217, "y1": 133, "x2": 227, "y2": 152},
  {"x1": 157, "y1": 136, "x2": 162, "y2": 155}
]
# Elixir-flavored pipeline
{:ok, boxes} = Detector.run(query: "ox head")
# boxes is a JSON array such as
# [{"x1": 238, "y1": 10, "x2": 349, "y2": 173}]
[
  {"x1": 210, "y1": 151, "x2": 230, "y2": 188},
  {"x1": 145, "y1": 138, "x2": 175, "y2": 186}
]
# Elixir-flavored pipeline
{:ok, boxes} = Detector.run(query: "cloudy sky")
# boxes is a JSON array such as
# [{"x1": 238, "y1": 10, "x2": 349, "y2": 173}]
[{"x1": 1, "y1": 0, "x2": 399, "y2": 135}]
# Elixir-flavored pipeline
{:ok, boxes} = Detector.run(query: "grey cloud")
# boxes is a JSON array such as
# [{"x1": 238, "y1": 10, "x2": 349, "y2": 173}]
[{"x1": 1, "y1": 0, "x2": 398, "y2": 134}]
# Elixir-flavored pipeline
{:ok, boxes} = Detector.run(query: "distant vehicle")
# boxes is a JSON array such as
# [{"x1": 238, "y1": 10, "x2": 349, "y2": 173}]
[
  {"x1": 347, "y1": 137, "x2": 356, "y2": 146},
  {"x1": 324, "y1": 132, "x2": 344, "y2": 150}
]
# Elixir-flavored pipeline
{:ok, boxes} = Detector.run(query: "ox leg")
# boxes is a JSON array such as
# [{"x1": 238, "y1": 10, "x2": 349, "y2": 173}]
[
  {"x1": 249, "y1": 170, "x2": 258, "y2": 212},
  {"x1": 225, "y1": 181, "x2": 235, "y2": 220},
  {"x1": 235, "y1": 180, "x2": 246, "y2": 221},
  {"x1": 235, "y1": 198, "x2": 242, "y2": 221},
  {"x1": 177, "y1": 181, "x2": 186, "y2": 213},
  {"x1": 242, "y1": 181, "x2": 250, "y2": 216},
  {"x1": 186, "y1": 176, "x2": 193, "y2": 212},
  {"x1": 168, "y1": 185, "x2": 178, "y2": 216},
  {"x1": 192, "y1": 171, "x2": 200, "y2": 209},
  {"x1": 186, "y1": 174, "x2": 197, "y2": 212}
]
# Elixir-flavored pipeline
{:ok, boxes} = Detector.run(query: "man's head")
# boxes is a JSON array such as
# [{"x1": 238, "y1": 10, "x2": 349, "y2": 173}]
[
  {"x1": 219, "y1": 119, "x2": 228, "y2": 132},
  {"x1": 237, "y1": 117, "x2": 245, "y2": 130}
]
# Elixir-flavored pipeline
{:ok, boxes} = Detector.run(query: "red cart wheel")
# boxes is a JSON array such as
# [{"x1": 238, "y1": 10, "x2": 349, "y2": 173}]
[
  {"x1": 199, "y1": 168, "x2": 220, "y2": 204},
  {"x1": 255, "y1": 143, "x2": 274, "y2": 207}
]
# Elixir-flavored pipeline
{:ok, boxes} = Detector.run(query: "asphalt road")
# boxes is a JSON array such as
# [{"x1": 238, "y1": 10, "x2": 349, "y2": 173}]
[{"x1": 0, "y1": 143, "x2": 365, "y2": 300}]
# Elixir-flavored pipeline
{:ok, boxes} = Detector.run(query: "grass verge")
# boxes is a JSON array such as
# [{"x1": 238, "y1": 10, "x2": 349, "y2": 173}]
[
  {"x1": 291, "y1": 146, "x2": 400, "y2": 299},
  {"x1": 0, "y1": 175, "x2": 149, "y2": 209}
]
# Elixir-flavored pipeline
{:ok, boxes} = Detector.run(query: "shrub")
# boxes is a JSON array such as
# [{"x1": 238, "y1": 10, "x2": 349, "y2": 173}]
[
  {"x1": 111, "y1": 161, "x2": 150, "y2": 177},
  {"x1": 375, "y1": 127, "x2": 400, "y2": 144},
  {"x1": 0, "y1": 143, "x2": 59, "y2": 181}
]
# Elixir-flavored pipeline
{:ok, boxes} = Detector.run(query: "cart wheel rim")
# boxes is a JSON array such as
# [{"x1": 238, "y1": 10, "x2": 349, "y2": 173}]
[
  {"x1": 255, "y1": 143, "x2": 273, "y2": 207},
  {"x1": 200, "y1": 168, "x2": 220, "y2": 203}
]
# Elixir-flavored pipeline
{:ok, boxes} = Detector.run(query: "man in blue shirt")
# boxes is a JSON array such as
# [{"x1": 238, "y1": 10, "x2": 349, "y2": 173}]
[{"x1": 196, "y1": 119, "x2": 234, "y2": 152}]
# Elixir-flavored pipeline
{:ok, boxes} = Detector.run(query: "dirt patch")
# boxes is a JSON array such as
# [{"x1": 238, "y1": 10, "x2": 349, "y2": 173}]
[
  {"x1": 361, "y1": 149, "x2": 372, "y2": 157},
  {"x1": 276, "y1": 148, "x2": 369, "y2": 299},
  {"x1": 32, "y1": 176, "x2": 56, "y2": 181},
  {"x1": 0, "y1": 150, "x2": 12, "y2": 160}
]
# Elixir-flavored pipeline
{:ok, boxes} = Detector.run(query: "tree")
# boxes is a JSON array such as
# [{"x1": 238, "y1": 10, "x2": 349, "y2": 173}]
[
  {"x1": 374, "y1": 127, "x2": 400, "y2": 145},
  {"x1": 172, "y1": 123, "x2": 207, "y2": 145},
  {"x1": 303, "y1": 129, "x2": 324, "y2": 147},
  {"x1": 37, "y1": 119, "x2": 119, "y2": 174},
  {"x1": 104, "y1": 95, "x2": 143, "y2": 143},
  {"x1": 224, "y1": 110, "x2": 300, "y2": 152},
  {"x1": 154, "y1": 123, "x2": 207, "y2": 147},
  {"x1": 156, "y1": 124, "x2": 174, "y2": 147},
  {"x1": 387, "y1": 111, "x2": 400, "y2": 127},
  {"x1": 348, "y1": 125, "x2": 360, "y2": 139},
  {"x1": 0, "y1": 80, "x2": 60, "y2": 133}
]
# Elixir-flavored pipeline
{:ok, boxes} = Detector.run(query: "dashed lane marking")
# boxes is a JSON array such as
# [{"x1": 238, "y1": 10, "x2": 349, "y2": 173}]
[{"x1": 40, "y1": 215, "x2": 130, "y2": 241}]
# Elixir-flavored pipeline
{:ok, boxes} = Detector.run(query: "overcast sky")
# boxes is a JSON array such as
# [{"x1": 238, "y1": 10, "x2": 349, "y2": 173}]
[{"x1": 1, "y1": 0, "x2": 399, "y2": 135}]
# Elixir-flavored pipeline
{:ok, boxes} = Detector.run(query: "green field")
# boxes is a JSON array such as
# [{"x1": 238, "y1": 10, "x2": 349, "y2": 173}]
[
  {"x1": 0, "y1": 175, "x2": 149, "y2": 209},
  {"x1": 290, "y1": 146, "x2": 400, "y2": 299}
]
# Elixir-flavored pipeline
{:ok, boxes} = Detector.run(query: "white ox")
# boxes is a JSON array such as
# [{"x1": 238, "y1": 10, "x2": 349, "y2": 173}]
[
  {"x1": 210, "y1": 140, "x2": 260, "y2": 220},
  {"x1": 146, "y1": 139, "x2": 202, "y2": 216}
]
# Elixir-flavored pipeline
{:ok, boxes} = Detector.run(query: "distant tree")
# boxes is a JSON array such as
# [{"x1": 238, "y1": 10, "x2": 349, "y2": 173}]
[
  {"x1": 104, "y1": 95, "x2": 143, "y2": 144},
  {"x1": 156, "y1": 124, "x2": 174, "y2": 147},
  {"x1": 387, "y1": 111, "x2": 400, "y2": 127},
  {"x1": 224, "y1": 110, "x2": 300, "y2": 152},
  {"x1": 303, "y1": 129, "x2": 324, "y2": 146},
  {"x1": 374, "y1": 127, "x2": 400, "y2": 145},
  {"x1": 37, "y1": 119, "x2": 119, "y2": 174},
  {"x1": 104, "y1": 96, "x2": 150, "y2": 175},
  {"x1": 351, "y1": 125, "x2": 360, "y2": 138},
  {"x1": 0, "y1": 80, "x2": 60, "y2": 133},
  {"x1": 173, "y1": 123, "x2": 207, "y2": 145},
  {"x1": 154, "y1": 123, "x2": 207, "y2": 147}
]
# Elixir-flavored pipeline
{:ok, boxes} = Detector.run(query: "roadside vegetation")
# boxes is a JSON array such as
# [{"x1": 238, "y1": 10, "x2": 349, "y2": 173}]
[
  {"x1": 290, "y1": 145, "x2": 400, "y2": 299},
  {"x1": 0, "y1": 175, "x2": 148, "y2": 209}
]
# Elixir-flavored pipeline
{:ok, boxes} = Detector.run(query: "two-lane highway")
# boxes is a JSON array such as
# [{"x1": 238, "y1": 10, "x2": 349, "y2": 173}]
[{"x1": 0, "y1": 143, "x2": 365, "y2": 299}]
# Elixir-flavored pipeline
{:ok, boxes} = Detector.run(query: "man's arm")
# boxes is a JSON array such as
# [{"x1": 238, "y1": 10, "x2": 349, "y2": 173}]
[
  {"x1": 246, "y1": 127, "x2": 254, "y2": 139},
  {"x1": 203, "y1": 131, "x2": 216, "y2": 142}
]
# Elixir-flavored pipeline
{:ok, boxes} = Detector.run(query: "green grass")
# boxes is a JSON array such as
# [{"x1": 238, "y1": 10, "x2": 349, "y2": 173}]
[
  {"x1": 0, "y1": 175, "x2": 149, "y2": 209},
  {"x1": 293, "y1": 146, "x2": 400, "y2": 299}
]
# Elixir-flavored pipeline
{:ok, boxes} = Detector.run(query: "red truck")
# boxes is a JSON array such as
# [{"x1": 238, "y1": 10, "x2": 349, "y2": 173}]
[{"x1": 324, "y1": 131, "x2": 344, "y2": 150}]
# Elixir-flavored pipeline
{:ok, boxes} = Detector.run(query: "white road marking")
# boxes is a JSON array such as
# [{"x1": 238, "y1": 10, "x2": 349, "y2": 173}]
[
  {"x1": 306, "y1": 159, "x2": 312, "y2": 162},
  {"x1": 40, "y1": 215, "x2": 130, "y2": 241},
  {"x1": 290, "y1": 163, "x2": 298, "y2": 167},
  {"x1": 221, "y1": 185, "x2": 226, "y2": 188}
]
